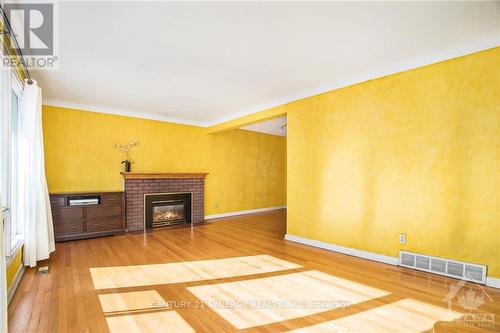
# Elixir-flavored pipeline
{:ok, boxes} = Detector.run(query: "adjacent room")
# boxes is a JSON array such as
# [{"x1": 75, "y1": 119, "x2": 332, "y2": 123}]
[{"x1": 0, "y1": 1, "x2": 499, "y2": 332}]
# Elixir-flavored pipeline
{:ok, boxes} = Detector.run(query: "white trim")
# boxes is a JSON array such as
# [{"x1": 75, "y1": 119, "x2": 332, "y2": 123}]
[
  {"x1": 486, "y1": 277, "x2": 500, "y2": 289},
  {"x1": 205, "y1": 42, "x2": 499, "y2": 126},
  {"x1": 285, "y1": 234, "x2": 500, "y2": 290},
  {"x1": 7, "y1": 263, "x2": 24, "y2": 304},
  {"x1": 205, "y1": 206, "x2": 286, "y2": 220},
  {"x1": 5, "y1": 235, "x2": 23, "y2": 267},
  {"x1": 284, "y1": 234, "x2": 399, "y2": 266},
  {"x1": 45, "y1": 44, "x2": 498, "y2": 129},
  {"x1": 42, "y1": 100, "x2": 206, "y2": 128}
]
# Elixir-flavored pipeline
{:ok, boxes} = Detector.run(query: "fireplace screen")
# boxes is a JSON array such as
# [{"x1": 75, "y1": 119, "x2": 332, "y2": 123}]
[
  {"x1": 145, "y1": 192, "x2": 192, "y2": 228},
  {"x1": 152, "y1": 201, "x2": 185, "y2": 226}
]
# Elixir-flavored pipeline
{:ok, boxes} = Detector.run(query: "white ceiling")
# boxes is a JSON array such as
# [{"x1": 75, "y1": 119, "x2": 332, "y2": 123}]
[
  {"x1": 241, "y1": 116, "x2": 287, "y2": 137},
  {"x1": 35, "y1": 1, "x2": 500, "y2": 127}
]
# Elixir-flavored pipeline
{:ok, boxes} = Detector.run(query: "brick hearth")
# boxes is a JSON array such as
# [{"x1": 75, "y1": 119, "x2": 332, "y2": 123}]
[{"x1": 122, "y1": 173, "x2": 208, "y2": 231}]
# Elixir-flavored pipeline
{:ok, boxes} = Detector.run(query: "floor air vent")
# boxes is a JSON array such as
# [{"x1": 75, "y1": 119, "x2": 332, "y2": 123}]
[{"x1": 399, "y1": 251, "x2": 486, "y2": 284}]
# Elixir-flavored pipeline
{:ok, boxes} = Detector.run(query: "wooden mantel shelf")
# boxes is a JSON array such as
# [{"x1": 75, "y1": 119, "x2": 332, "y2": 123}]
[{"x1": 121, "y1": 172, "x2": 209, "y2": 180}]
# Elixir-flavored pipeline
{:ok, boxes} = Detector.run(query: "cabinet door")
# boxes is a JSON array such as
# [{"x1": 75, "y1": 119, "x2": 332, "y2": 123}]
[
  {"x1": 52, "y1": 207, "x2": 84, "y2": 223},
  {"x1": 102, "y1": 193, "x2": 123, "y2": 206},
  {"x1": 54, "y1": 221, "x2": 83, "y2": 235},
  {"x1": 86, "y1": 216, "x2": 122, "y2": 232},
  {"x1": 86, "y1": 205, "x2": 122, "y2": 219}
]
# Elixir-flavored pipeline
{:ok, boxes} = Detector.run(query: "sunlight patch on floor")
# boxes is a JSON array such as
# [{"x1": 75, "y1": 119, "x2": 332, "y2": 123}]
[
  {"x1": 187, "y1": 270, "x2": 389, "y2": 329},
  {"x1": 98, "y1": 290, "x2": 165, "y2": 313},
  {"x1": 90, "y1": 254, "x2": 301, "y2": 289},
  {"x1": 287, "y1": 298, "x2": 463, "y2": 333},
  {"x1": 105, "y1": 311, "x2": 194, "y2": 333}
]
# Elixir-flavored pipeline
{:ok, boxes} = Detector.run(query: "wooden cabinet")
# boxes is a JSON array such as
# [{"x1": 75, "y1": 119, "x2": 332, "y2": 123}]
[{"x1": 50, "y1": 192, "x2": 125, "y2": 242}]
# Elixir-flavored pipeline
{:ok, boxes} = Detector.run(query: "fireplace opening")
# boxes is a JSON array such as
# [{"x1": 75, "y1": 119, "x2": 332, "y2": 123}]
[
  {"x1": 152, "y1": 200, "x2": 185, "y2": 226},
  {"x1": 145, "y1": 193, "x2": 192, "y2": 228}
]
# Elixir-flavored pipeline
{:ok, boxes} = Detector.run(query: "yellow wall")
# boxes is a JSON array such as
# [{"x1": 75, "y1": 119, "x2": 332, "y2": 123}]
[
  {"x1": 42, "y1": 106, "x2": 286, "y2": 215},
  {"x1": 6, "y1": 248, "x2": 23, "y2": 289},
  {"x1": 282, "y1": 47, "x2": 499, "y2": 277},
  {"x1": 207, "y1": 107, "x2": 287, "y2": 133}
]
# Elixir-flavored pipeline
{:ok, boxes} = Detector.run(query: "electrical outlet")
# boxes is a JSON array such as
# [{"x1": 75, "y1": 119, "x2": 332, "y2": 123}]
[{"x1": 399, "y1": 234, "x2": 406, "y2": 245}]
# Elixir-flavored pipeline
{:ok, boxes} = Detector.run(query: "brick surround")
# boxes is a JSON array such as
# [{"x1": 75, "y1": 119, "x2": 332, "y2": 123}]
[{"x1": 124, "y1": 177, "x2": 205, "y2": 231}]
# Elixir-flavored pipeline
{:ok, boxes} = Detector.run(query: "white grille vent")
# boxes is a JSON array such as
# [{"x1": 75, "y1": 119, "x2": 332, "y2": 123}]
[
  {"x1": 447, "y1": 262, "x2": 464, "y2": 277},
  {"x1": 401, "y1": 252, "x2": 415, "y2": 267},
  {"x1": 416, "y1": 255, "x2": 430, "y2": 270},
  {"x1": 399, "y1": 251, "x2": 487, "y2": 284},
  {"x1": 465, "y1": 266, "x2": 484, "y2": 282},
  {"x1": 431, "y1": 258, "x2": 446, "y2": 274}
]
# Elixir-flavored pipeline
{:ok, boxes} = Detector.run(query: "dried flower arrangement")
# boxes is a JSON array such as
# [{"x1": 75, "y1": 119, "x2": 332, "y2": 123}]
[{"x1": 114, "y1": 141, "x2": 139, "y2": 172}]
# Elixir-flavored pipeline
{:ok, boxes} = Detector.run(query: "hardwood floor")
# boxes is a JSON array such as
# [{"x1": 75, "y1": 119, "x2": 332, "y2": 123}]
[{"x1": 8, "y1": 210, "x2": 500, "y2": 332}]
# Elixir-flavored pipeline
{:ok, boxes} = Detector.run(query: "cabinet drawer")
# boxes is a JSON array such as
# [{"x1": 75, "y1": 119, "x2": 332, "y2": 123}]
[
  {"x1": 50, "y1": 196, "x2": 65, "y2": 207},
  {"x1": 102, "y1": 193, "x2": 123, "y2": 205},
  {"x1": 86, "y1": 205, "x2": 122, "y2": 218},
  {"x1": 52, "y1": 207, "x2": 84, "y2": 223},
  {"x1": 86, "y1": 216, "x2": 122, "y2": 232},
  {"x1": 54, "y1": 221, "x2": 83, "y2": 235}
]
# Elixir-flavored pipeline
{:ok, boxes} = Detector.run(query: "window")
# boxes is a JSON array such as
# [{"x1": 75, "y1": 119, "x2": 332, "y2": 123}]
[
  {"x1": 0, "y1": 68, "x2": 23, "y2": 259},
  {"x1": 10, "y1": 78, "x2": 21, "y2": 240}
]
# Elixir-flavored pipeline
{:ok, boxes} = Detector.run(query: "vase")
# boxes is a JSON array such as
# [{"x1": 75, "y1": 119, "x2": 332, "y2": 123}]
[{"x1": 124, "y1": 161, "x2": 131, "y2": 172}]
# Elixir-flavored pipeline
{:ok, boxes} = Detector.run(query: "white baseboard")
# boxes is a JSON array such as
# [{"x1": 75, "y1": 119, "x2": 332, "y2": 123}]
[
  {"x1": 285, "y1": 234, "x2": 500, "y2": 289},
  {"x1": 205, "y1": 205, "x2": 286, "y2": 220},
  {"x1": 7, "y1": 264, "x2": 25, "y2": 304},
  {"x1": 284, "y1": 234, "x2": 400, "y2": 266},
  {"x1": 486, "y1": 277, "x2": 500, "y2": 289}
]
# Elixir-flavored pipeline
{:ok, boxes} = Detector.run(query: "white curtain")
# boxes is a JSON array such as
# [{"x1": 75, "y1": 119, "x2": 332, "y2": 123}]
[
  {"x1": 18, "y1": 81, "x2": 55, "y2": 268},
  {"x1": 0, "y1": 194, "x2": 7, "y2": 332}
]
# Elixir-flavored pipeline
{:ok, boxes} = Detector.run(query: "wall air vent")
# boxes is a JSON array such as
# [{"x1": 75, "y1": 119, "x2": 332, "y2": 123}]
[
  {"x1": 399, "y1": 251, "x2": 487, "y2": 284},
  {"x1": 415, "y1": 255, "x2": 430, "y2": 270},
  {"x1": 401, "y1": 252, "x2": 415, "y2": 267}
]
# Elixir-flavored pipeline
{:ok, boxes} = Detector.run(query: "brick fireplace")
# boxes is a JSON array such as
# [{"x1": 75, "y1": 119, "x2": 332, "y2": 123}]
[{"x1": 122, "y1": 172, "x2": 208, "y2": 231}]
